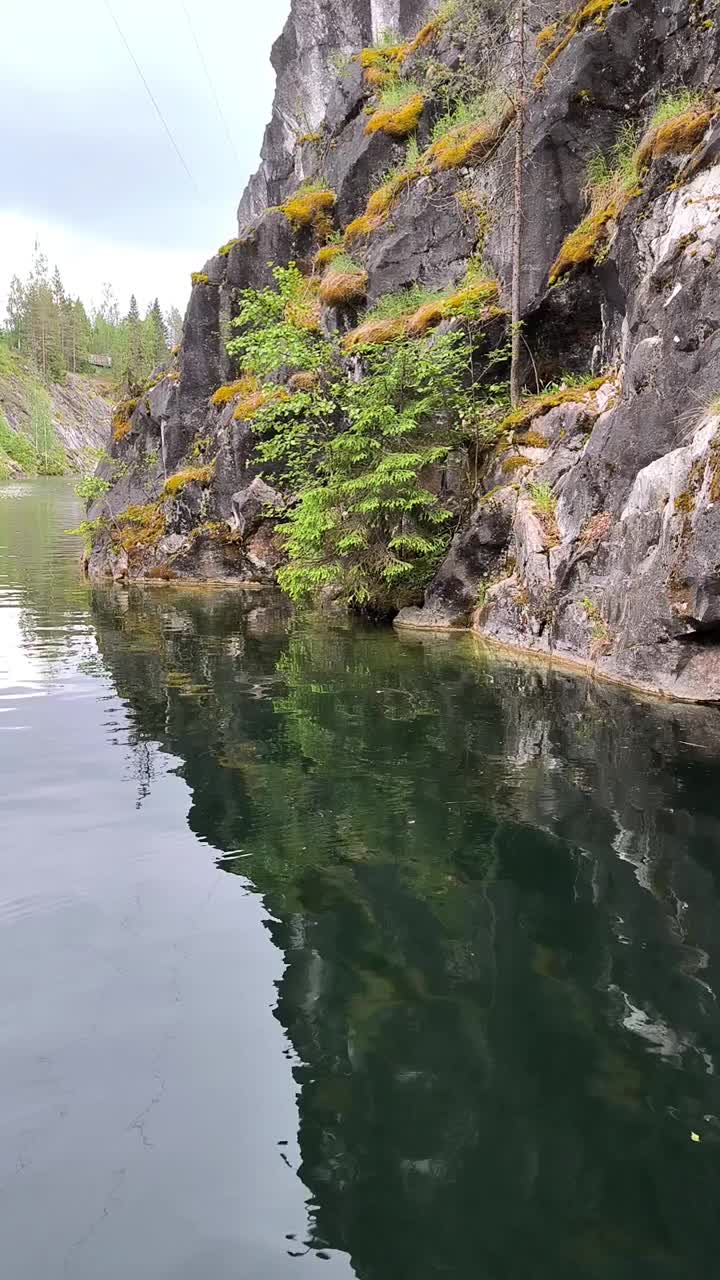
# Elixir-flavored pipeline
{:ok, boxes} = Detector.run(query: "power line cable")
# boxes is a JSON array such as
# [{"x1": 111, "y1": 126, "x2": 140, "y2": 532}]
[
  {"x1": 180, "y1": 0, "x2": 242, "y2": 169},
  {"x1": 104, "y1": 0, "x2": 201, "y2": 196}
]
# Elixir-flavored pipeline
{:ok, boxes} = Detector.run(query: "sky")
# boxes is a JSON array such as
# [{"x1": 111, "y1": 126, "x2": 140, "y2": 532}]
[{"x1": 0, "y1": 0, "x2": 290, "y2": 320}]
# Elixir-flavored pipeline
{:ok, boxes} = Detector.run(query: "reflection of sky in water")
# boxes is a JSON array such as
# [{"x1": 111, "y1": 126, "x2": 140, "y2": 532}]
[{"x1": 0, "y1": 601, "x2": 43, "y2": 692}]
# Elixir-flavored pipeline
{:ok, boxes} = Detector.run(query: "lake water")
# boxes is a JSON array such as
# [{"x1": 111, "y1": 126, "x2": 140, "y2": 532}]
[{"x1": 3, "y1": 478, "x2": 720, "y2": 1279}]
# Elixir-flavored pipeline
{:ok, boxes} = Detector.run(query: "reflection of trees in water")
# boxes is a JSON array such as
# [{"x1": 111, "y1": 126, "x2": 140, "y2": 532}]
[{"x1": 91, "y1": 588, "x2": 720, "y2": 1278}]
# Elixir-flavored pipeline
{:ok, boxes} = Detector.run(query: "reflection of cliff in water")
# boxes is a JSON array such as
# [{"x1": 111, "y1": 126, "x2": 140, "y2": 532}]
[{"x1": 91, "y1": 586, "x2": 720, "y2": 1277}]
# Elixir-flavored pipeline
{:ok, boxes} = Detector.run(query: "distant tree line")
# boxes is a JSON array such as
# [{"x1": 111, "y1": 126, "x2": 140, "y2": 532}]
[{"x1": 3, "y1": 244, "x2": 183, "y2": 393}]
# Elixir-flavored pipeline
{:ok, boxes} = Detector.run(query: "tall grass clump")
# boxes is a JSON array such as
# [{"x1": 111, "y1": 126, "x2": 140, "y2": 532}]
[{"x1": 548, "y1": 125, "x2": 641, "y2": 285}]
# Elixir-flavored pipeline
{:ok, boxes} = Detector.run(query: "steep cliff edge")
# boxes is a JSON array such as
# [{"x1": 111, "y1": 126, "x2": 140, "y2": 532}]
[{"x1": 88, "y1": 0, "x2": 720, "y2": 701}]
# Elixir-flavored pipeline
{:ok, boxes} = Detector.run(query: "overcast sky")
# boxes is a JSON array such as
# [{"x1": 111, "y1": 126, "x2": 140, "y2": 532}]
[{"x1": 0, "y1": 0, "x2": 290, "y2": 319}]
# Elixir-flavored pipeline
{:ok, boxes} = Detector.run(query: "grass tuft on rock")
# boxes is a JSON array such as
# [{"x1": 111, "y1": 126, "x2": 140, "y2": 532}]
[
  {"x1": 549, "y1": 126, "x2": 641, "y2": 284},
  {"x1": 365, "y1": 83, "x2": 425, "y2": 139},
  {"x1": 280, "y1": 183, "x2": 337, "y2": 231},
  {"x1": 342, "y1": 269, "x2": 500, "y2": 351},
  {"x1": 636, "y1": 94, "x2": 714, "y2": 169},
  {"x1": 318, "y1": 256, "x2": 369, "y2": 306},
  {"x1": 313, "y1": 243, "x2": 345, "y2": 272}
]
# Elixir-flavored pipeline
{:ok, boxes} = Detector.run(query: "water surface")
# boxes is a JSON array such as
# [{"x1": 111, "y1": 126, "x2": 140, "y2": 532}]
[{"x1": 2, "y1": 478, "x2": 720, "y2": 1279}]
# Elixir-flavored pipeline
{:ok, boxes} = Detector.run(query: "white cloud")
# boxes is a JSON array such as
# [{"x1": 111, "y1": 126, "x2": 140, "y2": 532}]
[
  {"x1": 0, "y1": 211, "x2": 201, "y2": 317},
  {"x1": 0, "y1": 0, "x2": 290, "y2": 317}
]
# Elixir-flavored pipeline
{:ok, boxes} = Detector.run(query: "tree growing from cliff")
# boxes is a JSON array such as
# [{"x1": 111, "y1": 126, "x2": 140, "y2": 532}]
[{"x1": 278, "y1": 334, "x2": 473, "y2": 611}]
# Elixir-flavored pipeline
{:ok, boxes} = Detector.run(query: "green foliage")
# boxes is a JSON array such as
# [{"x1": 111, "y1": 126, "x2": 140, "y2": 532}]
[
  {"x1": 254, "y1": 388, "x2": 338, "y2": 493},
  {"x1": 651, "y1": 89, "x2": 704, "y2": 127},
  {"x1": 75, "y1": 474, "x2": 111, "y2": 503},
  {"x1": 27, "y1": 384, "x2": 66, "y2": 474},
  {"x1": 377, "y1": 78, "x2": 423, "y2": 110},
  {"x1": 584, "y1": 123, "x2": 640, "y2": 210},
  {"x1": 226, "y1": 264, "x2": 328, "y2": 377},
  {"x1": 430, "y1": 90, "x2": 505, "y2": 144},
  {"x1": 528, "y1": 482, "x2": 556, "y2": 515},
  {"x1": 278, "y1": 334, "x2": 473, "y2": 611},
  {"x1": 0, "y1": 412, "x2": 39, "y2": 472},
  {"x1": 65, "y1": 516, "x2": 106, "y2": 554},
  {"x1": 0, "y1": 389, "x2": 65, "y2": 476},
  {"x1": 4, "y1": 246, "x2": 171, "y2": 393},
  {"x1": 222, "y1": 263, "x2": 505, "y2": 610}
]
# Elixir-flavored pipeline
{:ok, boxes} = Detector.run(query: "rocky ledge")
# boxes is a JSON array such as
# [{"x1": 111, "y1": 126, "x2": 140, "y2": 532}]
[{"x1": 88, "y1": 0, "x2": 720, "y2": 702}]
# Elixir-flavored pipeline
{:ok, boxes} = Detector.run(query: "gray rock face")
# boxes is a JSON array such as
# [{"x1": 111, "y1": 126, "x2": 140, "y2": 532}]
[
  {"x1": 0, "y1": 370, "x2": 111, "y2": 470},
  {"x1": 231, "y1": 477, "x2": 283, "y2": 537},
  {"x1": 237, "y1": 0, "x2": 434, "y2": 227},
  {"x1": 93, "y1": 0, "x2": 720, "y2": 700}
]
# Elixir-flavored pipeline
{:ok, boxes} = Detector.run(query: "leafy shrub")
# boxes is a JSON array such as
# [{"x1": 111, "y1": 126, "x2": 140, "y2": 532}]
[
  {"x1": 75, "y1": 474, "x2": 111, "y2": 503},
  {"x1": 226, "y1": 265, "x2": 326, "y2": 377},
  {"x1": 0, "y1": 412, "x2": 39, "y2": 472}
]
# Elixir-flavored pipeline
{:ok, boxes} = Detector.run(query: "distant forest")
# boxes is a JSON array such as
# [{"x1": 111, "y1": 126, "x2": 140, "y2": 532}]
[{"x1": 3, "y1": 245, "x2": 183, "y2": 393}]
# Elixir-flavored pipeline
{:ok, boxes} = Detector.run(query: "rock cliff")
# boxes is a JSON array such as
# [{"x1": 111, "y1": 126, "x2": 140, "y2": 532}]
[
  {"x1": 1, "y1": 353, "x2": 111, "y2": 477},
  {"x1": 88, "y1": 0, "x2": 720, "y2": 702}
]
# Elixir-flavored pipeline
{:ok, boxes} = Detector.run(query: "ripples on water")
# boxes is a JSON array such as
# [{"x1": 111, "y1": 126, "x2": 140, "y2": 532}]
[{"x1": 2, "y1": 478, "x2": 720, "y2": 1279}]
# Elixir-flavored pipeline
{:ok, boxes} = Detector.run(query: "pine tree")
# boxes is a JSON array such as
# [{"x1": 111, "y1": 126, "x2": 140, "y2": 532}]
[
  {"x1": 122, "y1": 293, "x2": 143, "y2": 391},
  {"x1": 165, "y1": 306, "x2": 183, "y2": 347},
  {"x1": 5, "y1": 276, "x2": 25, "y2": 347},
  {"x1": 148, "y1": 298, "x2": 168, "y2": 365}
]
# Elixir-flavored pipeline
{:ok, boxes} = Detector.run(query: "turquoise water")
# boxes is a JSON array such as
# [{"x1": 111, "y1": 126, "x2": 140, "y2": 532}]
[{"x1": 2, "y1": 478, "x2": 720, "y2": 1278}]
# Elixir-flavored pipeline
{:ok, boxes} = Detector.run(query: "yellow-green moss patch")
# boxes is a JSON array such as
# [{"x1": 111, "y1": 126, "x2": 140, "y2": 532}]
[
  {"x1": 365, "y1": 92, "x2": 425, "y2": 139},
  {"x1": 210, "y1": 376, "x2": 260, "y2": 407},
  {"x1": 342, "y1": 274, "x2": 500, "y2": 351},
  {"x1": 191, "y1": 271, "x2": 209, "y2": 285},
  {"x1": 636, "y1": 105, "x2": 714, "y2": 170},
  {"x1": 535, "y1": 0, "x2": 618, "y2": 88},
  {"x1": 280, "y1": 186, "x2": 337, "y2": 232},
  {"x1": 163, "y1": 465, "x2": 215, "y2": 497},
  {"x1": 424, "y1": 103, "x2": 514, "y2": 172},
  {"x1": 112, "y1": 398, "x2": 139, "y2": 443},
  {"x1": 233, "y1": 387, "x2": 290, "y2": 422},
  {"x1": 498, "y1": 376, "x2": 610, "y2": 432},
  {"x1": 344, "y1": 167, "x2": 420, "y2": 243},
  {"x1": 112, "y1": 503, "x2": 166, "y2": 553}
]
